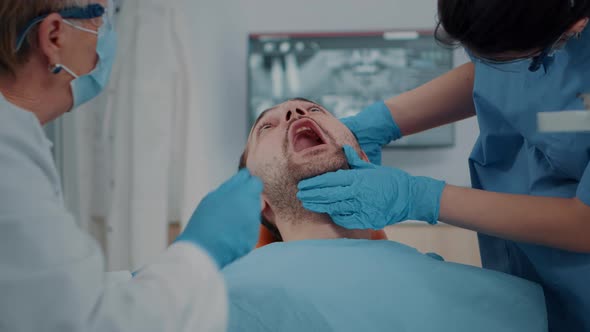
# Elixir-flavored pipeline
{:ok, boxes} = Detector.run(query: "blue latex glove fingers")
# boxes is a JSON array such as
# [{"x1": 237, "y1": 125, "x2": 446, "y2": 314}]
[
  {"x1": 342, "y1": 145, "x2": 376, "y2": 170},
  {"x1": 341, "y1": 116, "x2": 383, "y2": 165},
  {"x1": 298, "y1": 169, "x2": 355, "y2": 190},
  {"x1": 302, "y1": 200, "x2": 373, "y2": 230},
  {"x1": 221, "y1": 167, "x2": 248, "y2": 187},
  {"x1": 299, "y1": 145, "x2": 446, "y2": 229},
  {"x1": 177, "y1": 169, "x2": 264, "y2": 268},
  {"x1": 363, "y1": 144, "x2": 382, "y2": 166},
  {"x1": 301, "y1": 200, "x2": 357, "y2": 215},
  {"x1": 344, "y1": 144, "x2": 445, "y2": 225},
  {"x1": 298, "y1": 146, "x2": 373, "y2": 192},
  {"x1": 340, "y1": 101, "x2": 402, "y2": 165},
  {"x1": 297, "y1": 186, "x2": 353, "y2": 204},
  {"x1": 302, "y1": 199, "x2": 382, "y2": 230},
  {"x1": 297, "y1": 146, "x2": 372, "y2": 202},
  {"x1": 332, "y1": 213, "x2": 370, "y2": 230}
]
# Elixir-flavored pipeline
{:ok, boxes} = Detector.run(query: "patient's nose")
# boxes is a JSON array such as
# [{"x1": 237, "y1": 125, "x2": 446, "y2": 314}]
[{"x1": 285, "y1": 108, "x2": 307, "y2": 122}]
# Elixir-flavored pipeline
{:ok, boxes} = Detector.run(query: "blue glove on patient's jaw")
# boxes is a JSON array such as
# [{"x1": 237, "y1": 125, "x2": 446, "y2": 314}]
[
  {"x1": 297, "y1": 146, "x2": 446, "y2": 229},
  {"x1": 176, "y1": 169, "x2": 263, "y2": 268},
  {"x1": 339, "y1": 101, "x2": 401, "y2": 165}
]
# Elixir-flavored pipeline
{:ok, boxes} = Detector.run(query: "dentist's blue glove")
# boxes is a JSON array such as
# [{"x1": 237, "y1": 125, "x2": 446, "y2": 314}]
[
  {"x1": 340, "y1": 101, "x2": 401, "y2": 165},
  {"x1": 297, "y1": 146, "x2": 446, "y2": 229},
  {"x1": 176, "y1": 169, "x2": 263, "y2": 268}
]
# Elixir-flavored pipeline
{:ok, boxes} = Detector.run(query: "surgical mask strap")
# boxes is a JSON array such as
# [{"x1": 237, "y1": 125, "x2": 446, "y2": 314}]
[
  {"x1": 49, "y1": 63, "x2": 79, "y2": 79},
  {"x1": 63, "y1": 19, "x2": 99, "y2": 35},
  {"x1": 529, "y1": 29, "x2": 574, "y2": 72},
  {"x1": 49, "y1": 19, "x2": 100, "y2": 79}
]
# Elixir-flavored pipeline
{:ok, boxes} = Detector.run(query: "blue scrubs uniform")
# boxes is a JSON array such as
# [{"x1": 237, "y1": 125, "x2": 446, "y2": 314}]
[{"x1": 469, "y1": 28, "x2": 590, "y2": 331}]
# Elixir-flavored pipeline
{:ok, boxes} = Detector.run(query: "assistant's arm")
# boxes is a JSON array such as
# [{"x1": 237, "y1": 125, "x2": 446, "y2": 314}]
[
  {"x1": 440, "y1": 185, "x2": 590, "y2": 253},
  {"x1": 299, "y1": 147, "x2": 590, "y2": 253},
  {"x1": 343, "y1": 63, "x2": 477, "y2": 164},
  {"x1": 384, "y1": 62, "x2": 477, "y2": 136}
]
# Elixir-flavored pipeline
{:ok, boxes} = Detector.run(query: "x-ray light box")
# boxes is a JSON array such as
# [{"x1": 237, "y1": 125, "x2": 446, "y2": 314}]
[{"x1": 247, "y1": 30, "x2": 456, "y2": 148}]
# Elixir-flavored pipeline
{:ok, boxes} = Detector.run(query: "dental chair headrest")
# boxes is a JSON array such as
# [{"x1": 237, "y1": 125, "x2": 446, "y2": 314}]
[{"x1": 255, "y1": 225, "x2": 388, "y2": 248}]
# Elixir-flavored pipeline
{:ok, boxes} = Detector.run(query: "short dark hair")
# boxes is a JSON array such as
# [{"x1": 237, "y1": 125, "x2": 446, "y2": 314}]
[{"x1": 435, "y1": 0, "x2": 590, "y2": 56}]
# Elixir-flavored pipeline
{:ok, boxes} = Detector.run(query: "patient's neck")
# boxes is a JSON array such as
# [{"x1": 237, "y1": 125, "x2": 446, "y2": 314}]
[{"x1": 275, "y1": 210, "x2": 372, "y2": 242}]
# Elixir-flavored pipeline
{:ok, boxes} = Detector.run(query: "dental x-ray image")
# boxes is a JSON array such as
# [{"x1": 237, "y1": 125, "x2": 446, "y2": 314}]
[{"x1": 248, "y1": 31, "x2": 455, "y2": 147}]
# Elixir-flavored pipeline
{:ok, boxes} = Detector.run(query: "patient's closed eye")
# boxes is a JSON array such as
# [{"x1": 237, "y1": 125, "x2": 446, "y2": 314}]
[
  {"x1": 310, "y1": 107, "x2": 322, "y2": 113},
  {"x1": 259, "y1": 123, "x2": 273, "y2": 133}
]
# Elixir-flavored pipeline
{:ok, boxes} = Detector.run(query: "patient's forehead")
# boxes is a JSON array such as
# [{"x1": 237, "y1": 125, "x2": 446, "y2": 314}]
[{"x1": 255, "y1": 100, "x2": 326, "y2": 123}]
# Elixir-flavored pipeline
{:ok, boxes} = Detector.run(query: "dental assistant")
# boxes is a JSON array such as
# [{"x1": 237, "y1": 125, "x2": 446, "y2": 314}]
[
  {"x1": 0, "y1": 1, "x2": 263, "y2": 331},
  {"x1": 297, "y1": 0, "x2": 590, "y2": 330}
]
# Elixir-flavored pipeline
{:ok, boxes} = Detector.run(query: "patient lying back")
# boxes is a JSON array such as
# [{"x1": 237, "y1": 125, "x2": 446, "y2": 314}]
[{"x1": 223, "y1": 99, "x2": 547, "y2": 332}]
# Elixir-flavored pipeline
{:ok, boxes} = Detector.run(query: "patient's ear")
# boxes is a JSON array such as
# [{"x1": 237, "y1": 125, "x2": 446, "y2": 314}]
[
  {"x1": 261, "y1": 194, "x2": 276, "y2": 223},
  {"x1": 359, "y1": 150, "x2": 370, "y2": 163}
]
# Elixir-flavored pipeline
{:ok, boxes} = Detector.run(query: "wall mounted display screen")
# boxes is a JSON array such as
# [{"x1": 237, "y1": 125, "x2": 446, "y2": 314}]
[{"x1": 248, "y1": 30, "x2": 455, "y2": 147}]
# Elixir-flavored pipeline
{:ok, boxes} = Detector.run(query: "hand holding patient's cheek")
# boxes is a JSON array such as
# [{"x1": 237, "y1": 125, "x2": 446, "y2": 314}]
[
  {"x1": 175, "y1": 169, "x2": 264, "y2": 268},
  {"x1": 298, "y1": 146, "x2": 445, "y2": 229}
]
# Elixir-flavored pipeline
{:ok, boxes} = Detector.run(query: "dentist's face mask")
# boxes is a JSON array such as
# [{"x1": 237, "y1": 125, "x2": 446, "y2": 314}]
[{"x1": 15, "y1": 1, "x2": 118, "y2": 110}]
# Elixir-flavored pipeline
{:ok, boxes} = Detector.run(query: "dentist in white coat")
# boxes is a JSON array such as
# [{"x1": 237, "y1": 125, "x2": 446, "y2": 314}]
[{"x1": 0, "y1": 0, "x2": 263, "y2": 331}]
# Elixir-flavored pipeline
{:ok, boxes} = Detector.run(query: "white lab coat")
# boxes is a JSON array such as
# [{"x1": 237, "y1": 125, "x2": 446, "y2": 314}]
[{"x1": 0, "y1": 96, "x2": 227, "y2": 331}]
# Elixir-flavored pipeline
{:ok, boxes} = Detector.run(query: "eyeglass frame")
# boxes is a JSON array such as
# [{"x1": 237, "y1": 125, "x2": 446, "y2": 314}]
[{"x1": 14, "y1": 0, "x2": 113, "y2": 53}]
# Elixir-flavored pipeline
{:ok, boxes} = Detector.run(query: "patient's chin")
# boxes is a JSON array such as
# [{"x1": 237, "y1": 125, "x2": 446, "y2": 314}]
[{"x1": 287, "y1": 148, "x2": 347, "y2": 182}]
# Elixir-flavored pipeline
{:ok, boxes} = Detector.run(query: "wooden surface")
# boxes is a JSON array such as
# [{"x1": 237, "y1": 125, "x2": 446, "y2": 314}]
[
  {"x1": 168, "y1": 222, "x2": 182, "y2": 245},
  {"x1": 385, "y1": 223, "x2": 482, "y2": 267}
]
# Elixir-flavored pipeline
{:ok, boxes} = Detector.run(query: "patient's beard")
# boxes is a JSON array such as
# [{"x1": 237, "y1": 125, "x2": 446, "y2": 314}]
[{"x1": 262, "y1": 146, "x2": 348, "y2": 225}]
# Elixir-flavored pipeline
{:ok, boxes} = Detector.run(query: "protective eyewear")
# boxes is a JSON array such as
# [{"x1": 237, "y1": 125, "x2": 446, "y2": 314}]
[{"x1": 15, "y1": 0, "x2": 114, "y2": 52}]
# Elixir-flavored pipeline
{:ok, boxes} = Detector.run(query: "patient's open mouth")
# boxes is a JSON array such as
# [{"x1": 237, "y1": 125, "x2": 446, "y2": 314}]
[{"x1": 289, "y1": 119, "x2": 327, "y2": 153}]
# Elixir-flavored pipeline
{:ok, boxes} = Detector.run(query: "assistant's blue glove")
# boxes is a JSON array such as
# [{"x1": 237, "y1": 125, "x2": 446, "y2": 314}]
[
  {"x1": 340, "y1": 101, "x2": 401, "y2": 165},
  {"x1": 176, "y1": 169, "x2": 263, "y2": 268},
  {"x1": 297, "y1": 146, "x2": 446, "y2": 229}
]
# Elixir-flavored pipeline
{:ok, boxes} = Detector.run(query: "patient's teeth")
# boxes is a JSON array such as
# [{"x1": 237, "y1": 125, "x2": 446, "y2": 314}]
[{"x1": 296, "y1": 127, "x2": 312, "y2": 134}]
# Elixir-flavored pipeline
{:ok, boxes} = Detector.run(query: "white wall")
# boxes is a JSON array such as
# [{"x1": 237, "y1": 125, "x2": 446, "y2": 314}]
[{"x1": 181, "y1": 0, "x2": 479, "y2": 222}]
